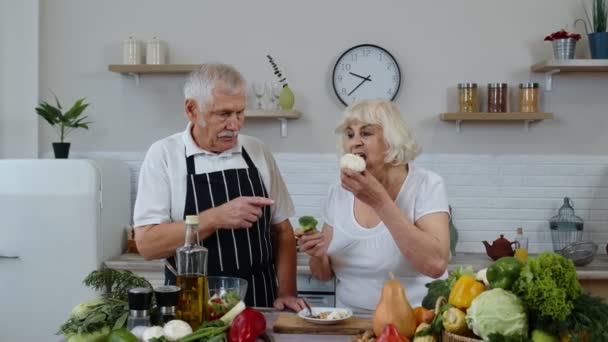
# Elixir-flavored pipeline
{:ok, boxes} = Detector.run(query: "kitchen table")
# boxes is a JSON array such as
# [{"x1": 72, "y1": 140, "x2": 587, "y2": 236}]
[{"x1": 58, "y1": 310, "x2": 368, "y2": 342}]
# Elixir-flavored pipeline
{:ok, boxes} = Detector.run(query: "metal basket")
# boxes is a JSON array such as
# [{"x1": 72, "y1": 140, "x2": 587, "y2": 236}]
[
  {"x1": 549, "y1": 197, "x2": 584, "y2": 252},
  {"x1": 442, "y1": 331, "x2": 483, "y2": 342},
  {"x1": 551, "y1": 230, "x2": 583, "y2": 252},
  {"x1": 560, "y1": 241, "x2": 598, "y2": 266}
]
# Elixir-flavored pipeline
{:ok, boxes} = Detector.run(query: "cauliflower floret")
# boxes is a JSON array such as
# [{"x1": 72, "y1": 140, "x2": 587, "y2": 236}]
[
  {"x1": 326, "y1": 310, "x2": 347, "y2": 320},
  {"x1": 340, "y1": 153, "x2": 366, "y2": 172}
]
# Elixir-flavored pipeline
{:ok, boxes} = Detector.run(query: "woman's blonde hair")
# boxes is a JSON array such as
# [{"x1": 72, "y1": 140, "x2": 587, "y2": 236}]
[{"x1": 335, "y1": 99, "x2": 421, "y2": 165}]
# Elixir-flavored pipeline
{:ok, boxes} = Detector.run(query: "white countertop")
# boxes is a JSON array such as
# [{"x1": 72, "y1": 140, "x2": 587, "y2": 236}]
[{"x1": 105, "y1": 251, "x2": 608, "y2": 280}]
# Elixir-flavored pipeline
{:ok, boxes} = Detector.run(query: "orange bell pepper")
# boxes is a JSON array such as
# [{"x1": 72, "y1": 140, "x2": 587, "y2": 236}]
[{"x1": 448, "y1": 275, "x2": 485, "y2": 310}]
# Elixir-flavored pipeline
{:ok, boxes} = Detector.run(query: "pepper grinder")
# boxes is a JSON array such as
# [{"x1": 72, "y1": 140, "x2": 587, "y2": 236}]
[
  {"x1": 127, "y1": 287, "x2": 153, "y2": 330},
  {"x1": 154, "y1": 285, "x2": 181, "y2": 324}
]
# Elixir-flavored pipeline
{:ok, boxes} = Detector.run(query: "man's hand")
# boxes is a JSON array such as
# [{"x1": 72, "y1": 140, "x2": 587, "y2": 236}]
[
  {"x1": 273, "y1": 295, "x2": 308, "y2": 312},
  {"x1": 208, "y1": 196, "x2": 274, "y2": 229}
]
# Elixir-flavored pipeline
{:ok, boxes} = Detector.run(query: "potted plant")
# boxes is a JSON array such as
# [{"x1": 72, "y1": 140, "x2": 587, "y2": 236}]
[
  {"x1": 35, "y1": 94, "x2": 91, "y2": 159},
  {"x1": 577, "y1": 0, "x2": 608, "y2": 58},
  {"x1": 544, "y1": 29, "x2": 582, "y2": 59},
  {"x1": 266, "y1": 54, "x2": 294, "y2": 110}
]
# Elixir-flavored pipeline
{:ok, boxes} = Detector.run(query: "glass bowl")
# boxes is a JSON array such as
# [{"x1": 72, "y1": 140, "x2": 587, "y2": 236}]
[
  {"x1": 560, "y1": 241, "x2": 598, "y2": 266},
  {"x1": 206, "y1": 276, "x2": 248, "y2": 320}
]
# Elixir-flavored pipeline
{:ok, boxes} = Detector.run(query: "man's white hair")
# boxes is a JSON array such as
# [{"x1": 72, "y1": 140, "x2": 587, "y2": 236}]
[
  {"x1": 183, "y1": 63, "x2": 246, "y2": 110},
  {"x1": 335, "y1": 99, "x2": 421, "y2": 165}
]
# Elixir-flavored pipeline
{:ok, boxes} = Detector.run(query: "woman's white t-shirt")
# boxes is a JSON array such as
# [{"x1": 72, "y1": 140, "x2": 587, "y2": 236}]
[{"x1": 324, "y1": 164, "x2": 449, "y2": 312}]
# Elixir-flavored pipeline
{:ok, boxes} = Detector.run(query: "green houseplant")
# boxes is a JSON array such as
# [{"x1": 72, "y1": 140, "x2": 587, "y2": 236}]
[
  {"x1": 266, "y1": 54, "x2": 294, "y2": 110},
  {"x1": 35, "y1": 94, "x2": 91, "y2": 158},
  {"x1": 577, "y1": 0, "x2": 608, "y2": 58}
]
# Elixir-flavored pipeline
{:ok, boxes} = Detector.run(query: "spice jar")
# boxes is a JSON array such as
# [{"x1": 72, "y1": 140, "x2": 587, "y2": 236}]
[
  {"x1": 487, "y1": 83, "x2": 508, "y2": 113},
  {"x1": 458, "y1": 83, "x2": 479, "y2": 112},
  {"x1": 519, "y1": 82, "x2": 540, "y2": 113}
]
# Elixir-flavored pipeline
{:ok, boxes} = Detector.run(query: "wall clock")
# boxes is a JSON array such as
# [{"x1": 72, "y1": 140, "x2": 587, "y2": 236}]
[{"x1": 332, "y1": 44, "x2": 401, "y2": 106}]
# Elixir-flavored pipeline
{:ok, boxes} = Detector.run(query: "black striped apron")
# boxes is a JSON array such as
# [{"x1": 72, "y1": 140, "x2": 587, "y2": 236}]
[{"x1": 165, "y1": 147, "x2": 278, "y2": 307}]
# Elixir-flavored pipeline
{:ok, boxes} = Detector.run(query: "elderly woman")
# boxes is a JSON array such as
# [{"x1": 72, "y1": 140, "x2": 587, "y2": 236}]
[{"x1": 296, "y1": 99, "x2": 450, "y2": 312}]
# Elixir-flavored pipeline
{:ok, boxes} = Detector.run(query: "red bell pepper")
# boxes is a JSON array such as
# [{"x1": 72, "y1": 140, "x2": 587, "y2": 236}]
[
  {"x1": 228, "y1": 308, "x2": 267, "y2": 342},
  {"x1": 376, "y1": 324, "x2": 410, "y2": 342}
]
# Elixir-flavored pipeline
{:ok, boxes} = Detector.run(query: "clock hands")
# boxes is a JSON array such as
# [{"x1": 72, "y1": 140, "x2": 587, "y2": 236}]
[
  {"x1": 349, "y1": 72, "x2": 372, "y2": 82},
  {"x1": 348, "y1": 74, "x2": 372, "y2": 96}
]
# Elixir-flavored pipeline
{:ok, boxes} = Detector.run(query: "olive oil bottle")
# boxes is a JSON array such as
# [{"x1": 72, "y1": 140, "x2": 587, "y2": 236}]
[{"x1": 176, "y1": 215, "x2": 208, "y2": 329}]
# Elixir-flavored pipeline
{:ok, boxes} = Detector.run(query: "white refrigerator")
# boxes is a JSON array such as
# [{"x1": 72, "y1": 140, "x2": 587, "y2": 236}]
[{"x1": 0, "y1": 159, "x2": 132, "y2": 341}]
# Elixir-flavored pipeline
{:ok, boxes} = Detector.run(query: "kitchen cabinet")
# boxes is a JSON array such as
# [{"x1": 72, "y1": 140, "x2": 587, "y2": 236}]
[
  {"x1": 108, "y1": 64, "x2": 302, "y2": 137},
  {"x1": 104, "y1": 253, "x2": 165, "y2": 288},
  {"x1": 105, "y1": 252, "x2": 336, "y2": 305}
]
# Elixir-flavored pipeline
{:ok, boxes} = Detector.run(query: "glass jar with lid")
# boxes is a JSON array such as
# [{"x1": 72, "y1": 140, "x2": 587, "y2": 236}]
[
  {"x1": 549, "y1": 197, "x2": 584, "y2": 252},
  {"x1": 487, "y1": 83, "x2": 508, "y2": 113},
  {"x1": 458, "y1": 83, "x2": 479, "y2": 112},
  {"x1": 518, "y1": 82, "x2": 540, "y2": 113}
]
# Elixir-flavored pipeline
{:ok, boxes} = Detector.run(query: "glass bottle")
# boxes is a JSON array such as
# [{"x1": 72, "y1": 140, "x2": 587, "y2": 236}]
[
  {"x1": 176, "y1": 215, "x2": 208, "y2": 329},
  {"x1": 127, "y1": 287, "x2": 153, "y2": 330},
  {"x1": 514, "y1": 227, "x2": 528, "y2": 263},
  {"x1": 518, "y1": 82, "x2": 540, "y2": 113},
  {"x1": 487, "y1": 83, "x2": 508, "y2": 113},
  {"x1": 155, "y1": 285, "x2": 181, "y2": 325},
  {"x1": 458, "y1": 83, "x2": 479, "y2": 112}
]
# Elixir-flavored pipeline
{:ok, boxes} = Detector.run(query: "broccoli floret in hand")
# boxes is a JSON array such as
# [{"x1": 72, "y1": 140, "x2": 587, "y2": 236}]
[{"x1": 298, "y1": 216, "x2": 319, "y2": 234}]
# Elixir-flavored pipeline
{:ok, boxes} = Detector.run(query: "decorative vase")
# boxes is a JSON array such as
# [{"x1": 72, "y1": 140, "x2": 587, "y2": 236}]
[
  {"x1": 52, "y1": 142, "x2": 70, "y2": 159},
  {"x1": 588, "y1": 32, "x2": 608, "y2": 59},
  {"x1": 278, "y1": 85, "x2": 295, "y2": 110},
  {"x1": 552, "y1": 38, "x2": 577, "y2": 59}
]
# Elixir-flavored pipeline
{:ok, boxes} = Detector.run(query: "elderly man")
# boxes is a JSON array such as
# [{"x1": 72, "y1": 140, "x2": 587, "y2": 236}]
[{"x1": 134, "y1": 63, "x2": 304, "y2": 311}]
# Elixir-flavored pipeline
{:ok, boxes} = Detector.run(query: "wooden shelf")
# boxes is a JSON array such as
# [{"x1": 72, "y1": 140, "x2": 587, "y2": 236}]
[
  {"x1": 531, "y1": 59, "x2": 608, "y2": 73},
  {"x1": 108, "y1": 64, "x2": 202, "y2": 74},
  {"x1": 440, "y1": 112, "x2": 554, "y2": 132},
  {"x1": 245, "y1": 109, "x2": 301, "y2": 119},
  {"x1": 245, "y1": 110, "x2": 301, "y2": 137},
  {"x1": 441, "y1": 112, "x2": 553, "y2": 121},
  {"x1": 107, "y1": 64, "x2": 302, "y2": 137},
  {"x1": 531, "y1": 59, "x2": 608, "y2": 91}
]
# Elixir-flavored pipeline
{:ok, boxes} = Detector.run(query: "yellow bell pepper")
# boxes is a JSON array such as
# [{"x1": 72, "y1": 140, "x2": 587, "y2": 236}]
[{"x1": 448, "y1": 275, "x2": 485, "y2": 310}]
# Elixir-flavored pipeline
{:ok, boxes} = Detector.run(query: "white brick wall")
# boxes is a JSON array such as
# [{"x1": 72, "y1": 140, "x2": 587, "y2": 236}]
[{"x1": 74, "y1": 152, "x2": 608, "y2": 255}]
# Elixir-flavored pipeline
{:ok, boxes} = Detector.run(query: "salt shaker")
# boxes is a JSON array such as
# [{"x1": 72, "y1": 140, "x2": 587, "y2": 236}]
[
  {"x1": 127, "y1": 287, "x2": 153, "y2": 330},
  {"x1": 154, "y1": 285, "x2": 181, "y2": 325}
]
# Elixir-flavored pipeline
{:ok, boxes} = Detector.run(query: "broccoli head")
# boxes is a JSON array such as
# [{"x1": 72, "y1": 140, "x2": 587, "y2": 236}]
[{"x1": 298, "y1": 216, "x2": 319, "y2": 233}]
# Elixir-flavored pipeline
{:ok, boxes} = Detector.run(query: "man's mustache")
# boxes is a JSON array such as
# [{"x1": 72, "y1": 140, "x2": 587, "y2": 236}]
[{"x1": 218, "y1": 130, "x2": 239, "y2": 138}]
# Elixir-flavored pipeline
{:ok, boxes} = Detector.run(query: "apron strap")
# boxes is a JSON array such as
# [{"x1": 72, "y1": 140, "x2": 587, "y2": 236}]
[
  {"x1": 186, "y1": 152, "x2": 195, "y2": 175},
  {"x1": 186, "y1": 146, "x2": 253, "y2": 175}
]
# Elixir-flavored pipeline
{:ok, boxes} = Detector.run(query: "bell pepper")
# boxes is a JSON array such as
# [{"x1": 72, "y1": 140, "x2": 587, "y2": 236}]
[
  {"x1": 486, "y1": 256, "x2": 523, "y2": 291},
  {"x1": 447, "y1": 275, "x2": 485, "y2": 310},
  {"x1": 376, "y1": 324, "x2": 410, "y2": 342},
  {"x1": 228, "y1": 308, "x2": 267, "y2": 342},
  {"x1": 442, "y1": 307, "x2": 468, "y2": 335}
]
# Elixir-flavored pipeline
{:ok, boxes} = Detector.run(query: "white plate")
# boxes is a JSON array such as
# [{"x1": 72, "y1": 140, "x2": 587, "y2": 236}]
[{"x1": 297, "y1": 306, "x2": 353, "y2": 325}]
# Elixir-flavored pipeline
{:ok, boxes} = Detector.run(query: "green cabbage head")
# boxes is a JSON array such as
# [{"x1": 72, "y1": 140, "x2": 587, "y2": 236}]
[{"x1": 465, "y1": 288, "x2": 528, "y2": 340}]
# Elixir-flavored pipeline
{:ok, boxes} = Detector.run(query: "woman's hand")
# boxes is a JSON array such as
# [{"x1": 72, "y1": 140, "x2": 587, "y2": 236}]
[
  {"x1": 340, "y1": 168, "x2": 390, "y2": 209},
  {"x1": 295, "y1": 227, "x2": 332, "y2": 258}
]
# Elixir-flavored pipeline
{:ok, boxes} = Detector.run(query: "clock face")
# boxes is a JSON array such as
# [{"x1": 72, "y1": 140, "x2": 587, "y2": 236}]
[{"x1": 332, "y1": 44, "x2": 401, "y2": 106}]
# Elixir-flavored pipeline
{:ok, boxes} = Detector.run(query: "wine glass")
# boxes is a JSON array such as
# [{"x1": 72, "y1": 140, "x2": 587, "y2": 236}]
[
  {"x1": 271, "y1": 82, "x2": 283, "y2": 110},
  {"x1": 252, "y1": 82, "x2": 266, "y2": 109}
]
